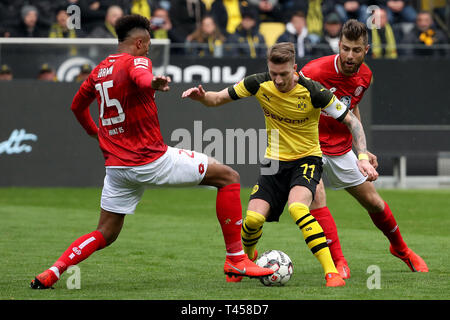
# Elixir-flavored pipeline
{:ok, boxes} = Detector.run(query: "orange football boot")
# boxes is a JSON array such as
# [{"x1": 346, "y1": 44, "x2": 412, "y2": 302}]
[
  {"x1": 390, "y1": 245, "x2": 429, "y2": 272},
  {"x1": 325, "y1": 273, "x2": 346, "y2": 287},
  {"x1": 30, "y1": 269, "x2": 59, "y2": 289},
  {"x1": 224, "y1": 252, "x2": 272, "y2": 282},
  {"x1": 226, "y1": 250, "x2": 258, "y2": 282},
  {"x1": 335, "y1": 260, "x2": 351, "y2": 279}
]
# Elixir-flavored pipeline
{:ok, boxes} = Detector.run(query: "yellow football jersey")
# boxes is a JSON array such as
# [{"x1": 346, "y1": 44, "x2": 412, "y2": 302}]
[{"x1": 228, "y1": 72, "x2": 343, "y2": 161}]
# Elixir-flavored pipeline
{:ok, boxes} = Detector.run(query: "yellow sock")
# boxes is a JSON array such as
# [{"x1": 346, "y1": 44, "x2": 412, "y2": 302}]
[
  {"x1": 241, "y1": 210, "x2": 266, "y2": 260},
  {"x1": 289, "y1": 202, "x2": 338, "y2": 275}
]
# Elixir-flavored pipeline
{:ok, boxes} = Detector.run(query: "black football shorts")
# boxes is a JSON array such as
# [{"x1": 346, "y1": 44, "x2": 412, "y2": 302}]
[{"x1": 249, "y1": 156, "x2": 323, "y2": 222}]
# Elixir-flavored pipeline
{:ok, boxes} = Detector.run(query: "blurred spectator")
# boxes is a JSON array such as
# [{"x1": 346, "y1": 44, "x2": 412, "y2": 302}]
[
  {"x1": 75, "y1": 63, "x2": 92, "y2": 82},
  {"x1": 128, "y1": 0, "x2": 152, "y2": 18},
  {"x1": 374, "y1": 0, "x2": 417, "y2": 25},
  {"x1": 38, "y1": 63, "x2": 57, "y2": 81},
  {"x1": 369, "y1": 7, "x2": 400, "y2": 59},
  {"x1": 279, "y1": 0, "x2": 307, "y2": 15},
  {"x1": 49, "y1": 7, "x2": 82, "y2": 38},
  {"x1": 0, "y1": 64, "x2": 13, "y2": 81},
  {"x1": 89, "y1": 5, "x2": 123, "y2": 38},
  {"x1": 306, "y1": 0, "x2": 325, "y2": 44},
  {"x1": 150, "y1": 7, "x2": 186, "y2": 54},
  {"x1": 402, "y1": 11, "x2": 448, "y2": 58},
  {"x1": 0, "y1": 26, "x2": 11, "y2": 38},
  {"x1": 186, "y1": 15, "x2": 226, "y2": 57},
  {"x1": 119, "y1": 0, "x2": 170, "y2": 15},
  {"x1": 211, "y1": 0, "x2": 258, "y2": 36},
  {"x1": 0, "y1": 0, "x2": 26, "y2": 36},
  {"x1": 276, "y1": 11, "x2": 314, "y2": 58},
  {"x1": 11, "y1": 5, "x2": 47, "y2": 37},
  {"x1": 150, "y1": 7, "x2": 170, "y2": 39},
  {"x1": 79, "y1": 0, "x2": 118, "y2": 34},
  {"x1": 334, "y1": 1, "x2": 369, "y2": 23},
  {"x1": 248, "y1": 0, "x2": 283, "y2": 23},
  {"x1": 170, "y1": 0, "x2": 207, "y2": 41},
  {"x1": 227, "y1": 8, "x2": 267, "y2": 58},
  {"x1": 313, "y1": 12, "x2": 343, "y2": 56},
  {"x1": 26, "y1": 0, "x2": 68, "y2": 30}
]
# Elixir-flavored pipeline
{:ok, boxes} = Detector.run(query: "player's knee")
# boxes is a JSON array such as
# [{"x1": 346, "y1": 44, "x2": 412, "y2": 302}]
[
  {"x1": 222, "y1": 165, "x2": 240, "y2": 186},
  {"x1": 311, "y1": 189, "x2": 326, "y2": 210}
]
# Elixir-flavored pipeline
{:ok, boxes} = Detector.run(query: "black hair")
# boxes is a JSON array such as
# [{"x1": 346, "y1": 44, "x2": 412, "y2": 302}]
[{"x1": 115, "y1": 14, "x2": 151, "y2": 42}]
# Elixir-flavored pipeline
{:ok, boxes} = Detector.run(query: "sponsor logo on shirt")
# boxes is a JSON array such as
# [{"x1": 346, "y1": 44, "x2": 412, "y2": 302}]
[
  {"x1": 354, "y1": 85, "x2": 364, "y2": 97},
  {"x1": 134, "y1": 58, "x2": 148, "y2": 67},
  {"x1": 340, "y1": 96, "x2": 352, "y2": 107}
]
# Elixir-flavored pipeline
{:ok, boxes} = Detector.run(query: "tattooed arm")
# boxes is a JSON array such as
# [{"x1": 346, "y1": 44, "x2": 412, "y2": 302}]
[
  {"x1": 341, "y1": 111, "x2": 379, "y2": 181},
  {"x1": 342, "y1": 110, "x2": 367, "y2": 156},
  {"x1": 352, "y1": 105, "x2": 379, "y2": 169}
]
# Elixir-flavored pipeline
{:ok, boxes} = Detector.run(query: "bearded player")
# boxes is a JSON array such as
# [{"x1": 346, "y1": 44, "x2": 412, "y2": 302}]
[
  {"x1": 30, "y1": 15, "x2": 273, "y2": 289},
  {"x1": 300, "y1": 19, "x2": 428, "y2": 278},
  {"x1": 183, "y1": 42, "x2": 379, "y2": 287}
]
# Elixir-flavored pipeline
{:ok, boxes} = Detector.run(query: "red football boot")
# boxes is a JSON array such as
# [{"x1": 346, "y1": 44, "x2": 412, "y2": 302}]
[{"x1": 30, "y1": 269, "x2": 59, "y2": 289}]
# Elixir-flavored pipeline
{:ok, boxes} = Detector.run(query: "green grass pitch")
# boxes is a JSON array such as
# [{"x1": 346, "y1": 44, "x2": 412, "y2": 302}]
[{"x1": 0, "y1": 187, "x2": 449, "y2": 300}]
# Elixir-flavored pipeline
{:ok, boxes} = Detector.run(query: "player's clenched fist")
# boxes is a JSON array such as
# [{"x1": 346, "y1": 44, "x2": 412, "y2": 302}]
[{"x1": 357, "y1": 159, "x2": 379, "y2": 181}]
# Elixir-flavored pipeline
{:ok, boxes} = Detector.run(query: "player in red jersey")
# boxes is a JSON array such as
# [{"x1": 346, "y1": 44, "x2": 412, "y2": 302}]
[
  {"x1": 30, "y1": 15, "x2": 273, "y2": 289},
  {"x1": 300, "y1": 20, "x2": 428, "y2": 278}
]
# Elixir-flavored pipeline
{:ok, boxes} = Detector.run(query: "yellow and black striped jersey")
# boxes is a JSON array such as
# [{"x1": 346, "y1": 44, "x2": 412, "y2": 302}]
[{"x1": 228, "y1": 72, "x2": 348, "y2": 161}]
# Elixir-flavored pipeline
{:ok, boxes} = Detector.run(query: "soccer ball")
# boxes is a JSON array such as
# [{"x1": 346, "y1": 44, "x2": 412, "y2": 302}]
[{"x1": 255, "y1": 250, "x2": 293, "y2": 286}]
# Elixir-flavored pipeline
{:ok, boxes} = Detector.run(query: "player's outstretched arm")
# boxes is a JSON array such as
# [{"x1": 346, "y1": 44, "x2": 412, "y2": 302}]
[
  {"x1": 182, "y1": 85, "x2": 233, "y2": 107},
  {"x1": 341, "y1": 111, "x2": 379, "y2": 181}
]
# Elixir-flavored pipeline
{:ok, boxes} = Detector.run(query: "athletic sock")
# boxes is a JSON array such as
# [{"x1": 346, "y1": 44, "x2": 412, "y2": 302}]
[
  {"x1": 51, "y1": 230, "x2": 106, "y2": 276},
  {"x1": 310, "y1": 206, "x2": 346, "y2": 264},
  {"x1": 216, "y1": 183, "x2": 245, "y2": 256},
  {"x1": 241, "y1": 210, "x2": 266, "y2": 260},
  {"x1": 369, "y1": 201, "x2": 408, "y2": 255},
  {"x1": 289, "y1": 202, "x2": 338, "y2": 275}
]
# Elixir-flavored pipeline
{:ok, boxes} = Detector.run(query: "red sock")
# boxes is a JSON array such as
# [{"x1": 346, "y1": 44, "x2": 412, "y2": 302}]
[
  {"x1": 310, "y1": 206, "x2": 346, "y2": 264},
  {"x1": 52, "y1": 230, "x2": 106, "y2": 275},
  {"x1": 216, "y1": 183, "x2": 244, "y2": 255},
  {"x1": 369, "y1": 201, "x2": 408, "y2": 255}
]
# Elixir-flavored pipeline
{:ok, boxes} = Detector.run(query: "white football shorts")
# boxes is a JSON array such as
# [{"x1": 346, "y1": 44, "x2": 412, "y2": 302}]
[
  {"x1": 322, "y1": 150, "x2": 367, "y2": 190},
  {"x1": 101, "y1": 146, "x2": 208, "y2": 214}
]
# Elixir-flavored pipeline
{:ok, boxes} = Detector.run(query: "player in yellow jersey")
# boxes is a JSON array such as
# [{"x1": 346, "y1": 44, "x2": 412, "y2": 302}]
[{"x1": 182, "y1": 42, "x2": 377, "y2": 287}]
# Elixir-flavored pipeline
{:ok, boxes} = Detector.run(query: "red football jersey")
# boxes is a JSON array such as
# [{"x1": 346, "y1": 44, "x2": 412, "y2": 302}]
[
  {"x1": 300, "y1": 54, "x2": 372, "y2": 156},
  {"x1": 71, "y1": 53, "x2": 168, "y2": 166}
]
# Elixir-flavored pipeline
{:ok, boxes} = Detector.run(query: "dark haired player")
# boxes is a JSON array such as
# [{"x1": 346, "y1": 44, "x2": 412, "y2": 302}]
[
  {"x1": 30, "y1": 15, "x2": 273, "y2": 289},
  {"x1": 300, "y1": 19, "x2": 428, "y2": 279},
  {"x1": 183, "y1": 42, "x2": 378, "y2": 287}
]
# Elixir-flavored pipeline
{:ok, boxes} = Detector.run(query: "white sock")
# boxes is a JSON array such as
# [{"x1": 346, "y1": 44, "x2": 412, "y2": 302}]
[{"x1": 226, "y1": 250, "x2": 245, "y2": 256}]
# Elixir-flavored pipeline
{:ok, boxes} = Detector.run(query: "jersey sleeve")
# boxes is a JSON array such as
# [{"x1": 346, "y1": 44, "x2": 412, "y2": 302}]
[
  {"x1": 298, "y1": 74, "x2": 349, "y2": 122},
  {"x1": 227, "y1": 72, "x2": 270, "y2": 100},
  {"x1": 297, "y1": 74, "x2": 334, "y2": 109},
  {"x1": 129, "y1": 57, "x2": 154, "y2": 90},
  {"x1": 71, "y1": 75, "x2": 99, "y2": 136},
  {"x1": 321, "y1": 95, "x2": 349, "y2": 122}
]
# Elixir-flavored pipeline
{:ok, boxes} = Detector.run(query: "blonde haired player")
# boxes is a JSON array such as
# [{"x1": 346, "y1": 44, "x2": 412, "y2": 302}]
[{"x1": 182, "y1": 42, "x2": 378, "y2": 287}]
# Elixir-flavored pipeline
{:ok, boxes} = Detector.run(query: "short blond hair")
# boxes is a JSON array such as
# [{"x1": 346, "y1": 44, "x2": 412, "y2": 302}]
[{"x1": 267, "y1": 42, "x2": 295, "y2": 64}]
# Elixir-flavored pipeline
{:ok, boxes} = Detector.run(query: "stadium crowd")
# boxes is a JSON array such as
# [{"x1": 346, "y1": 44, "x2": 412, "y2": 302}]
[{"x1": 0, "y1": 0, "x2": 448, "y2": 68}]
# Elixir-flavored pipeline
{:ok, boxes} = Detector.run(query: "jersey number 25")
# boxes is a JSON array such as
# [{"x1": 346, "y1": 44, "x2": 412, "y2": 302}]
[{"x1": 95, "y1": 80, "x2": 125, "y2": 126}]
